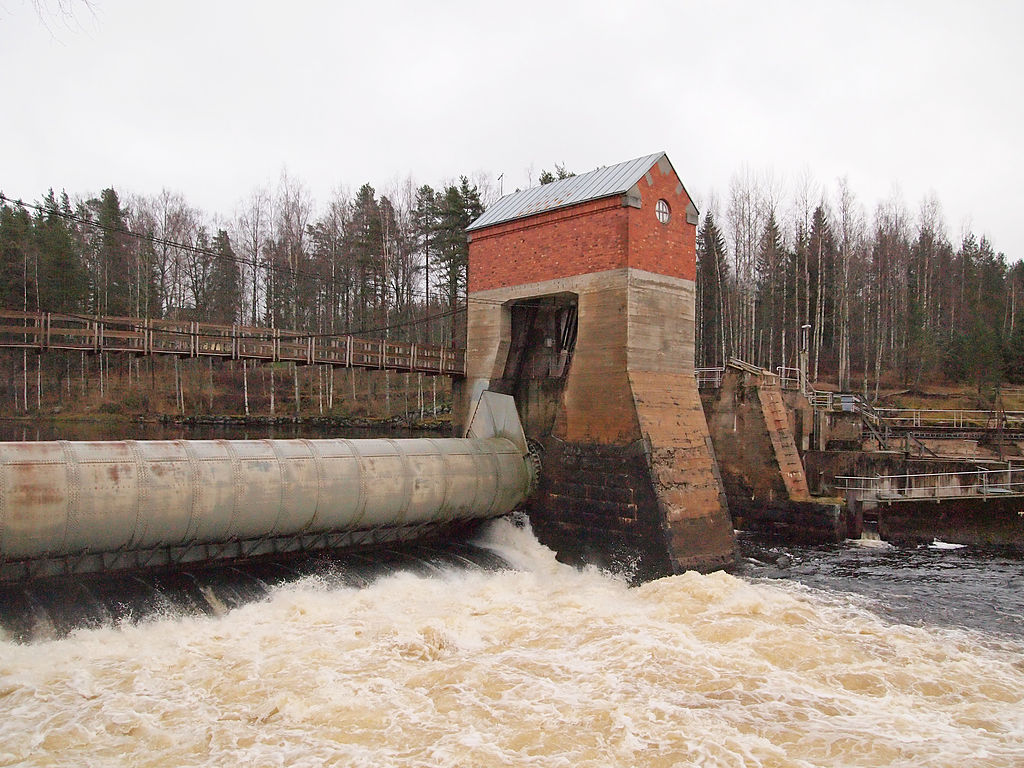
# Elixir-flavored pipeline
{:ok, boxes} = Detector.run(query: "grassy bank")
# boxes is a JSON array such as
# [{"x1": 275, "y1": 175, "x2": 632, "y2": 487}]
[{"x1": 0, "y1": 351, "x2": 455, "y2": 423}]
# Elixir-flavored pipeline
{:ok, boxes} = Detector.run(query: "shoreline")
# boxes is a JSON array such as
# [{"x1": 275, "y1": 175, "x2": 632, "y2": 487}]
[{"x1": 0, "y1": 411, "x2": 453, "y2": 433}]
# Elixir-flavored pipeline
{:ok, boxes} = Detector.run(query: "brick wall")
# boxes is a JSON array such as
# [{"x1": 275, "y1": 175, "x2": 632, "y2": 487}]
[
  {"x1": 626, "y1": 158, "x2": 696, "y2": 282},
  {"x1": 468, "y1": 197, "x2": 628, "y2": 293},
  {"x1": 468, "y1": 156, "x2": 696, "y2": 293}
]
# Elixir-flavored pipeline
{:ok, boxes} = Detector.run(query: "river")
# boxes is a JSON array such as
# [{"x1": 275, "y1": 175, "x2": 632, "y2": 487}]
[{"x1": 1, "y1": 517, "x2": 1022, "y2": 767}]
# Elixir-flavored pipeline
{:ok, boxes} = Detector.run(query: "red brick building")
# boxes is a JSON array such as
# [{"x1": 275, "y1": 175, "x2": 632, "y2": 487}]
[
  {"x1": 460, "y1": 153, "x2": 735, "y2": 578},
  {"x1": 468, "y1": 153, "x2": 699, "y2": 292}
]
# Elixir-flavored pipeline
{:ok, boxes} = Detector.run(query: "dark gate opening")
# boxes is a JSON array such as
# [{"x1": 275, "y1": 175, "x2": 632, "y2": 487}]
[{"x1": 497, "y1": 294, "x2": 578, "y2": 439}]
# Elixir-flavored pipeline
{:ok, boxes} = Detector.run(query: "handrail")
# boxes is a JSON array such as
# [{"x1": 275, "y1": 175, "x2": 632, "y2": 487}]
[
  {"x1": 836, "y1": 467, "x2": 1024, "y2": 500},
  {"x1": 694, "y1": 367, "x2": 725, "y2": 388},
  {"x1": 0, "y1": 309, "x2": 466, "y2": 376},
  {"x1": 871, "y1": 408, "x2": 1024, "y2": 429}
]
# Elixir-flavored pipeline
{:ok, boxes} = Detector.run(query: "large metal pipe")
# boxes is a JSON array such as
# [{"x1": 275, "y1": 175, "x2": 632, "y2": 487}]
[{"x1": 0, "y1": 392, "x2": 537, "y2": 581}]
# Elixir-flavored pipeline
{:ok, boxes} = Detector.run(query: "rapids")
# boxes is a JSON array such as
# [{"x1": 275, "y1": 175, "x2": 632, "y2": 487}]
[{"x1": 1, "y1": 517, "x2": 1022, "y2": 767}]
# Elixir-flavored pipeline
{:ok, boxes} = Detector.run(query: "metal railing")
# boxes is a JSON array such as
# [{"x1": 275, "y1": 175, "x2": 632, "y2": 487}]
[
  {"x1": 694, "y1": 367, "x2": 725, "y2": 389},
  {"x1": 776, "y1": 366, "x2": 802, "y2": 391},
  {"x1": 870, "y1": 408, "x2": 1024, "y2": 430},
  {"x1": 836, "y1": 467, "x2": 1024, "y2": 503}
]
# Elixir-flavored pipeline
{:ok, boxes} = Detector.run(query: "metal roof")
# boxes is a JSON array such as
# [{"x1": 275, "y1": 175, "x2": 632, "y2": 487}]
[{"x1": 467, "y1": 152, "x2": 666, "y2": 232}]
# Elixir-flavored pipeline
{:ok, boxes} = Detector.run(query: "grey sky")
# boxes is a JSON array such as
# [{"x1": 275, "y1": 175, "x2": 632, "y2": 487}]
[{"x1": 2, "y1": 0, "x2": 1021, "y2": 257}]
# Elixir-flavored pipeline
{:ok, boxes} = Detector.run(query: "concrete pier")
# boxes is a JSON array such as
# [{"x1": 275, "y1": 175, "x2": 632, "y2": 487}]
[
  {"x1": 459, "y1": 154, "x2": 735, "y2": 578},
  {"x1": 701, "y1": 362, "x2": 843, "y2": 543}
]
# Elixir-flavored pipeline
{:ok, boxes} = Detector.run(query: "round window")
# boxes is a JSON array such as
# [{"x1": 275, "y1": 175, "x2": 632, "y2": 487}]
[{"x1": 655, "y1": 199, "x2": 671, "y2": 224}]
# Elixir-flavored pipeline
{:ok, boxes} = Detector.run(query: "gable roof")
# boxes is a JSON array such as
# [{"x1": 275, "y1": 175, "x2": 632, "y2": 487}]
[{"x1": 467, "y1": 152, "x2": 666, "y2": 232}]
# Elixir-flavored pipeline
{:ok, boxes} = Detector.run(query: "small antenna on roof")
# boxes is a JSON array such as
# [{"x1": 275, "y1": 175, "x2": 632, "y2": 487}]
[{"x1": 498, "y1": 173, "x2": 503, "y2": 197}]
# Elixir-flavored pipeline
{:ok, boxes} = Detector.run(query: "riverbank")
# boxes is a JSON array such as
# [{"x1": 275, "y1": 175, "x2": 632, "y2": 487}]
[
  {"x1": 0, "y1": 350, "x2": 456, "y2": 424},
  {"x1": 0, "y1": 411, "x2": 453, "y2": 442},
  {"x1": 154, "y1": 411, "x2": 452, "y2": 432}
]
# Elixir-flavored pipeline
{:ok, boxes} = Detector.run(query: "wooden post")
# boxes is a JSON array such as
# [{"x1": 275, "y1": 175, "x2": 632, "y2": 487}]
[
  {"x1": 243, "y1": 359, "x2": 250, "y2": 416},
  {"x1": 270, "y1": 363, "x2": 276, "y2": 416}
]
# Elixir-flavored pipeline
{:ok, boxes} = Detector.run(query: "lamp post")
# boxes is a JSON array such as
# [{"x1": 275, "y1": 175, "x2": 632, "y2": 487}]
[{"x1": 800, "y1": 323, "x2": 812, "y2": 393}]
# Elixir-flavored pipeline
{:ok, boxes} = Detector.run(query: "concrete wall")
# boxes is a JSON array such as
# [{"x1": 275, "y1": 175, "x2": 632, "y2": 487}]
[
  {"x1": 701, "y1": 369, "x2": 803, "y2": 508},
  {"x1": 460, "y1": 267, "x2": 733, "y2": 576},
  {"x1": 701, "y1": 367, "x2": 846, "y2": 543},
  {"x1": 879, "y1": 497, "x2": 1024, "y2": 550}
]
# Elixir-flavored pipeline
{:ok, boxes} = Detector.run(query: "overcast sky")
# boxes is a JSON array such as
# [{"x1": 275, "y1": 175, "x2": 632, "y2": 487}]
[{"x1": 2, "y1": 0, "x2": 1021, "y2": 257}]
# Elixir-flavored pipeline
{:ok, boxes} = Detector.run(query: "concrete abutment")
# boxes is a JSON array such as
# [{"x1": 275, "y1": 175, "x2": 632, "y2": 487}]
[
  {"x1": 700, "y1": 364, "x2": 845, "y2": 543},
  {"x1": 457, "y1": 269, "x2": 735, "y2": 579}
]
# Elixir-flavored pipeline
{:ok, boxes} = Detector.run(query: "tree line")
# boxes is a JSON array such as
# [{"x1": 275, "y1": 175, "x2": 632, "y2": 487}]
[
  {"x1": 3, "y1": 163, "x2": 1021, "y2": 409},
  {"x1": 0, "y1": 172, "x2": 486, "y2": 348},
  {"x1": 696, "y1": 171, "x2": 1021, "y2": 397}
]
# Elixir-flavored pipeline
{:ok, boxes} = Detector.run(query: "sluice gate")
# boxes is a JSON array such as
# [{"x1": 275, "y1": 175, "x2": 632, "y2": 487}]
[{"x1": 0, "y1": 392, "x2": 538, "y2": 583}]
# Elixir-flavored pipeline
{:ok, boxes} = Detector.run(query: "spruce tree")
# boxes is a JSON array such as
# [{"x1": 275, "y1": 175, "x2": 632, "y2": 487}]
[
  {"x1": 93, "y1": 188, "x2": 132, "y2": 316},
  {"x1": 0, "y1": 200, "x2": 34, "y2": 310},
  {"x1": 696, "y1": 210, "x2": 730, "y2": 366},
  {"x1": 208, "y1": 230, "x2": 241, "y2": 324},
  {"x1": 34, "y1": 190, "x2": 88, "y2": 313}
]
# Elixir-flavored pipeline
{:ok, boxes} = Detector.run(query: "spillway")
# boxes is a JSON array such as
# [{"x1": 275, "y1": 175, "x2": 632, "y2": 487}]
[{"x1": 0, "y1": 392, "x2": 537, "y2": 582}]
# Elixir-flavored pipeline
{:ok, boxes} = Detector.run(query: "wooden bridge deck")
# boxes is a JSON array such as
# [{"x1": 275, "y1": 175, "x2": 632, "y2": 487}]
[{"x1": 0, "y1": 310, "x2": 465, "y2": 376}]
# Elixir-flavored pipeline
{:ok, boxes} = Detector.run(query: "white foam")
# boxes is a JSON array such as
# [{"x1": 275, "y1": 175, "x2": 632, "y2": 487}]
[
  {"x1": 929, "y1": 540, "x2": 967, "y2": 550},
  {"x1": 2, "y1": 524, "x2": 1022, "y2": 767},
  {"x1": 850, "y1": 536, "x2": 893, "y2": 549}
]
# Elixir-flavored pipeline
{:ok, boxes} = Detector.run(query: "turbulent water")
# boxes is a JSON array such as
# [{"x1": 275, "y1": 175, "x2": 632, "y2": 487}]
[{"x1": 2, "y1": 519, "x2": 1023, "y2": 768}]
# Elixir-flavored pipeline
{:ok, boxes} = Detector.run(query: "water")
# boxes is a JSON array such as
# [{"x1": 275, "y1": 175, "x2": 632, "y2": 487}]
[
  {"x1": 737, "y1": 534, "x2": 1024, "y2": 640},
  {"x1": 2, "y1": 519, "x2": 1022, "y2": 768},
  {"x1": 0, "y1": 539, "x2": 507, "y2": 642}
]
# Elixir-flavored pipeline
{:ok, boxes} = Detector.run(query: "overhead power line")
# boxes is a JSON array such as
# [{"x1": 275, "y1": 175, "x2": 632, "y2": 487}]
[{"x1": 0, "y1": 192, "x2": 495, "y2": 308}]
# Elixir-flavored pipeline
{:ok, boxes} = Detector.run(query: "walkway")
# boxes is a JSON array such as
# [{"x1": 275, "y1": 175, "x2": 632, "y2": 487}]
[
  {"x1": 0, "y1": 310, "x2": 465, "y2": 376},
  {"x1": 695, "y1": 361, "x2": 1024, "y2": 442},
  {"x1": 837, "y1": 467, "x2": 1024, "y2": 504}
]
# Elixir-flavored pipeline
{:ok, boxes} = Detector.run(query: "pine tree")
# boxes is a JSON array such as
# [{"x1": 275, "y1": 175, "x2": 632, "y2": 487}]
[
  {"x1": 413, "y1": 185, "x2": 439, "y2": 342},
  {"x1": 538, "y1": 164, "x2": 574, "y2": 185},
  {"x1": 434, "y1": 177, "x2": 483, "y2": 343},
  {"x1": 309, "y1": 194, "x2": 351, "y2": 334}
]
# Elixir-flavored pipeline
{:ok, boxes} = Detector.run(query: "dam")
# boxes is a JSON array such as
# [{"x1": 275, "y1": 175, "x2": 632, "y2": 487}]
[
  {"x1": 1, "y1": 155, "x2": 1023, "y2": 767},
  {"x1": 0, "y1": 152, "x2": 736, "y2": 586}
]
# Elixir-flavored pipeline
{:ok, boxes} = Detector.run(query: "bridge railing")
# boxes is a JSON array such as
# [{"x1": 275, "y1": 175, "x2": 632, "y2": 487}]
[
  {"x1": 836, "y1": 467, "x2": 1024, "y2": 503},
  {"x1": 0, "y1": 310, "x2": 465, "y2": 375},
  {"x1": 775, "y1": 366, "x2": 802, "y2": 391},
  {"x1": 870, "y1": 408, "x2": 1024, "y2": 430}
]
